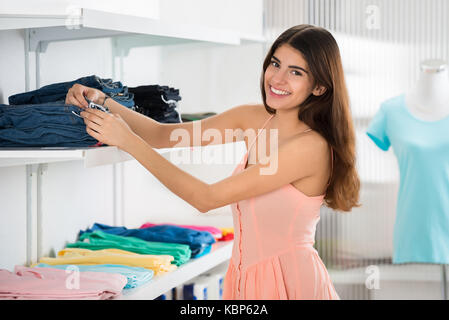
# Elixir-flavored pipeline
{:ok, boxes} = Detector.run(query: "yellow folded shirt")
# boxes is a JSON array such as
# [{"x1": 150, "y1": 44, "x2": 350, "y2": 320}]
[
  {"x1": 64, "y1": 248, "x2": 177, "y2": 274},
  {"x1": 38, "y1": 247, "x2": 176, "y2": 275}
]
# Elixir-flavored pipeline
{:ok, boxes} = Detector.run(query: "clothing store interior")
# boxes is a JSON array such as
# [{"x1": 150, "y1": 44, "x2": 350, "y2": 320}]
[{"x1": 1, "y1": 0, "x2": 449, "y2": 301}]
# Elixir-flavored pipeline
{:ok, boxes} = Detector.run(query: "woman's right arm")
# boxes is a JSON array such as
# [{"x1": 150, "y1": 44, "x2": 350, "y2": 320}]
[{"x1": 66, "y1": 83, "x2": 249, "y2": 149}]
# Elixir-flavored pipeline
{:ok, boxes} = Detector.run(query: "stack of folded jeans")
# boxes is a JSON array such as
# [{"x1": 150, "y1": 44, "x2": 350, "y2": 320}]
[
  {"x1": 1, "y1": 75, "x2": 135, "y2": 148},
  {"x1": 0, "y1": 103, "x2": 98, "y2": 147},
  {"x1": 128, "y1": 85, "x2": 181, "y2": 123},
  {"x1": 8, "y1": 75, "x2": 135, "y2": 109}
]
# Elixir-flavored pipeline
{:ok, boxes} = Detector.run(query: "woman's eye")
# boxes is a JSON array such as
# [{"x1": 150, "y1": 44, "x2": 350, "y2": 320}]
[
  {"x1": 270, "y1": 61, "x2": 279, "y2": 67},
  {"x1": 292, "y1": 70, "x2": 303, "y2": 76}
]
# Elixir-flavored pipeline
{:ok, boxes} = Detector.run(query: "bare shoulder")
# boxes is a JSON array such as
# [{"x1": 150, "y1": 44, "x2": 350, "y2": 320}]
[
  {"x1": 283, "y1": 129, "x2": 331, "y2": 190},
  {"x1": 234, "y1": 103, "x2": 270, "y2": 130},
  {"x1": 302, "y1": 129, "x2": 328, "y2": 147},
  {"x1": 291, "y1": 128, "x2": 330, "y2": 159}
]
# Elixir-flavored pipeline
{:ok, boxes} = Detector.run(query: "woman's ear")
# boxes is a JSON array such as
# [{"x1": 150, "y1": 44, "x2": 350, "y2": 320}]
[{"x1": 312, "y1": 85, "x2": 327, "y2": 96}]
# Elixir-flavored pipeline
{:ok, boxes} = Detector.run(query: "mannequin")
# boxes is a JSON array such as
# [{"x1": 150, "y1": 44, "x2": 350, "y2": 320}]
[
  {"x1": 367, "y1": 58, "x2": 449, "y2": 300},
  {"x1": 405, "y1": 59, "x2": 449, "y2": 121},
  {"x1": 406, "y1": 59, "x2": 449, "y2": 299}
]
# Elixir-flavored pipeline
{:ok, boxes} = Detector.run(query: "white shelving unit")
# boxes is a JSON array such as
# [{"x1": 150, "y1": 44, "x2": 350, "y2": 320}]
[
  {"x1": 119, "y1": 241, "x2": 233, "y2": 300},
  {"x1": 0, "y1": 143, "x2": 244, "y2": 168},
  {"x1": 0, "y1": 7, "x2": 262, "y2": 300},
  {"x1": 329, "y1": 264, "x2": 448, "y2": 299},
  {"x1": 0, "y1": 8, "x2": 265, "y2": 90},
  {"x1": 0, "y1": 9, "x2": 243, "y2": 48},
  {"x1": 329, "y1": 264, "x2": 446, "y2": 285},
  {"x1": 0, "y1": 146, "x2": 132, "y2": 168},
  {"x1": 0, "y1": 145, "x2": 204, "y2": 168}
]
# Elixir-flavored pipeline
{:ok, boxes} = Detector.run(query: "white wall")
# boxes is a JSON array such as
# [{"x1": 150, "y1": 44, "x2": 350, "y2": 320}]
[
  {"x1": 121, "y1": 42, "x2": 264, "y2": 114},
  {"x1": 121, "y1": 143, "x2": 246, "y2": 228},
  {"x1": 159, "y1": 0, "x2": 263, "y2": 36},
  {"x1": 0, "y1": 29, "x2": 26, "y2": 104},
  {"x1": 0, "y1": 166, "x2": 27, "y2": 271}
]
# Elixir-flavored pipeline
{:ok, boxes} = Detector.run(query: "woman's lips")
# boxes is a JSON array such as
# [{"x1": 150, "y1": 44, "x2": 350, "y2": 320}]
[{"x1": 268, "y1": 85, "x2": 291, "y2": 98}]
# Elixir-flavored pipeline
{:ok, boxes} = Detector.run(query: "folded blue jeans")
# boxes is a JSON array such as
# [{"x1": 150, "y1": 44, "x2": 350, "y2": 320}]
[
  {"x1": 108, "y1": 88, "x2": 135, "y2": 109},
  {"x1": 0, "y1": 103, "x2": 84, "y2": 129},
  {"x1": 8, "y1": 75, "x2": 135, "y2": 109},
  {"x1": 0, "y1": 103, "x2": 99, "y2": 147}
]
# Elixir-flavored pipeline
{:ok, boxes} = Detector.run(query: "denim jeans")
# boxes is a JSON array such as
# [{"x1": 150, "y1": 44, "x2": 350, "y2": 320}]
[
  {"x1": 129, "y1": 85, "x2": 182, "y2": 102},
  {"x1": 130, "y1": 84, "x2": 182, "y2": 123},
  {"x1": 136, "y1": 104, "x2": 181, "y2": 123},
  {"x1": 0, "y1": 103, "x2": 98, "y2": 147},
  {"x1": 8, "y1": 75, "x2": 135, "y2": 109},
  {"x1": 108, "y1": 88, "x2": 135, "y2": 109}
]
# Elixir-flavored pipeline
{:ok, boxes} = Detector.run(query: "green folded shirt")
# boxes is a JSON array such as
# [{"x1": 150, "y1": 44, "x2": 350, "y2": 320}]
[{"x1": 66, "y1": 230, "x2": 191, "y2": 266}]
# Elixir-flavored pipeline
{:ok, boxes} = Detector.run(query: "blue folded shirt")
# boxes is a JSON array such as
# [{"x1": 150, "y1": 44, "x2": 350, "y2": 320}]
[{"x1": 80, "y1": 223, "x2": 216, "y2": 258}]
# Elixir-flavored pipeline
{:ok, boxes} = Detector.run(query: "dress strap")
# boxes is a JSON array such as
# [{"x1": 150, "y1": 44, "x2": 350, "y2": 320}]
[{"x1": 247, "y1": 114, "x2": 275, "y2": 154}]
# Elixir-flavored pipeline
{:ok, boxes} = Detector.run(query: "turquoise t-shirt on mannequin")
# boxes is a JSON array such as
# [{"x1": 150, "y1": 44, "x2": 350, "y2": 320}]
[{"x1": 367, "y1": 94, "x2": 449, "y2": 264}]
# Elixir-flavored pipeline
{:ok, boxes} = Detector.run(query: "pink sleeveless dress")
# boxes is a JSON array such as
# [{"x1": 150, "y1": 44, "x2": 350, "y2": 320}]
[{"x1": 223, "y1": 114, "x2": 339, "y2": 300}]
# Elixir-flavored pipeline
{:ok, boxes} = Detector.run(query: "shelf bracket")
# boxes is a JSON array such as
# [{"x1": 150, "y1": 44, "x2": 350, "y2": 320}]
[
  {"x1": 28, "y1": 26, "x2": 127, "y2": 53},
  {"x1": 25, "y1": 163, "x2": 47, "y2": 266}
]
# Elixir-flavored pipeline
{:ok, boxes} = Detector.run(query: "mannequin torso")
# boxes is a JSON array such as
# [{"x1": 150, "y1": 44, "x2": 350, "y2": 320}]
[
  {"x1": 405, "y1": 59, "x2": 449, "y2": 121},
  {"x1": 402, "y1": 59, "x2": 449, "y2": 299}
]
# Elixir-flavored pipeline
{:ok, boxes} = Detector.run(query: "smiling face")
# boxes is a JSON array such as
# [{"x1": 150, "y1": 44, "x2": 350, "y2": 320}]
[{"x1": 264, "y1": 44, "x2": 324, "y2": 112}]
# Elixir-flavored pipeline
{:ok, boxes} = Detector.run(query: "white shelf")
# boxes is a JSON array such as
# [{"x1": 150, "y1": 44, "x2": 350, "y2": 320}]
[
  {"x1": 329, "y1": 264, "x2": 446, "y2": 285},
  {"x1": 0, "y1": 8, "x2": 248, "y2": 52},
  {"x1": 119, "y1": 241, "x2": 233, "y2": 300},
  {"x1": 0, "y1": 146, "x2": 133, "y2": 168},
  {"x1": 0, "y1": 13, "x2": 70, "y2": 30},
  {"x1": 0, "y1": 143, "x2": 241, "y2": 168}
]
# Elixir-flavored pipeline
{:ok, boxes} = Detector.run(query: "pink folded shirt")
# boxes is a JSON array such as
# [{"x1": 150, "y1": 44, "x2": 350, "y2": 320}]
[
  {"x1": 140, "y1": 222, "x2": 223, "y2": 239},
  {"x1": 0, "y1": 265, "x2": 127, "y2": 300}
]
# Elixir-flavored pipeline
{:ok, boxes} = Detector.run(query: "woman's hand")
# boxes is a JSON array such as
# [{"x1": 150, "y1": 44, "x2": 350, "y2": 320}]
[
  {"x1": 65, "y1": 83, "x2": 105, "y2": 109},
  {"x1": 81, "y1": 108, "x2": 137, "y2": 150}
]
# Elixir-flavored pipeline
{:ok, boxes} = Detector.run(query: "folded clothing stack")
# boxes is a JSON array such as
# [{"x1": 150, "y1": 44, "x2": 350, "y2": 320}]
[
  {"x1": 139, "y1": 222, "x2": 234, "y2": 242},
  {"x1": 38, "y1": 247, "x2": 177, "y2": 275},
  {"x1": 140, "y1": 222, "x2": 223, "y2": 241},
  {"x1": 0, "y1": 103, "x2": 98, "y2": 147},
  {"x1": 0, "y1": 265, "x2": 127, "y2": 300},
  {"x1": 34, "y1": 263, "x2": 154, "y2": 290},
  {"x1": 1, "y1": 75, "x2": 135, "y2": 148},
  {"x1": 8, "y1": 75, "x2": 135, "y2": 109},
  {"x1": 129, "y1": 85, "x2": 181, "y2": 123},
  {"x1": 80, "y1": 223, "x2": 215, "y2": 258},
  {"x1": 218, "y1": 227, "x2": 234, "y2": 241},
  {"x1": 68, "y1": 230, "x2": 192, "y2": 266}
]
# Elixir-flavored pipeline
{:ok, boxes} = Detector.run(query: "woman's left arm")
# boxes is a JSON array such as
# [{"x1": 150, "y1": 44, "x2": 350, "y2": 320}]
[{"x1": 81, "y1": 108, "x2": 327, "y2": 213}]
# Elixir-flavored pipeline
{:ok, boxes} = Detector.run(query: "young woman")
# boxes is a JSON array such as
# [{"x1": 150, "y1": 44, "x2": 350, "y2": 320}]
[{"x1": 66, "y1": 24, "x2": 360, "y2": 300}]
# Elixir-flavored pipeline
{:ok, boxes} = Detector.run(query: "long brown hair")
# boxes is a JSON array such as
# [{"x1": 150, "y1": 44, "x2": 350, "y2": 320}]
[{"x1": 261, "y1": 24, "x2": 360, "y2": 212}]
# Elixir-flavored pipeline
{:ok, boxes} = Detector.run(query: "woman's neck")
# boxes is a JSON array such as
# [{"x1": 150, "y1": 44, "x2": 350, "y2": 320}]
[{"x1": 272, "y1": 107, "x2": 309, "y2": 137}]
